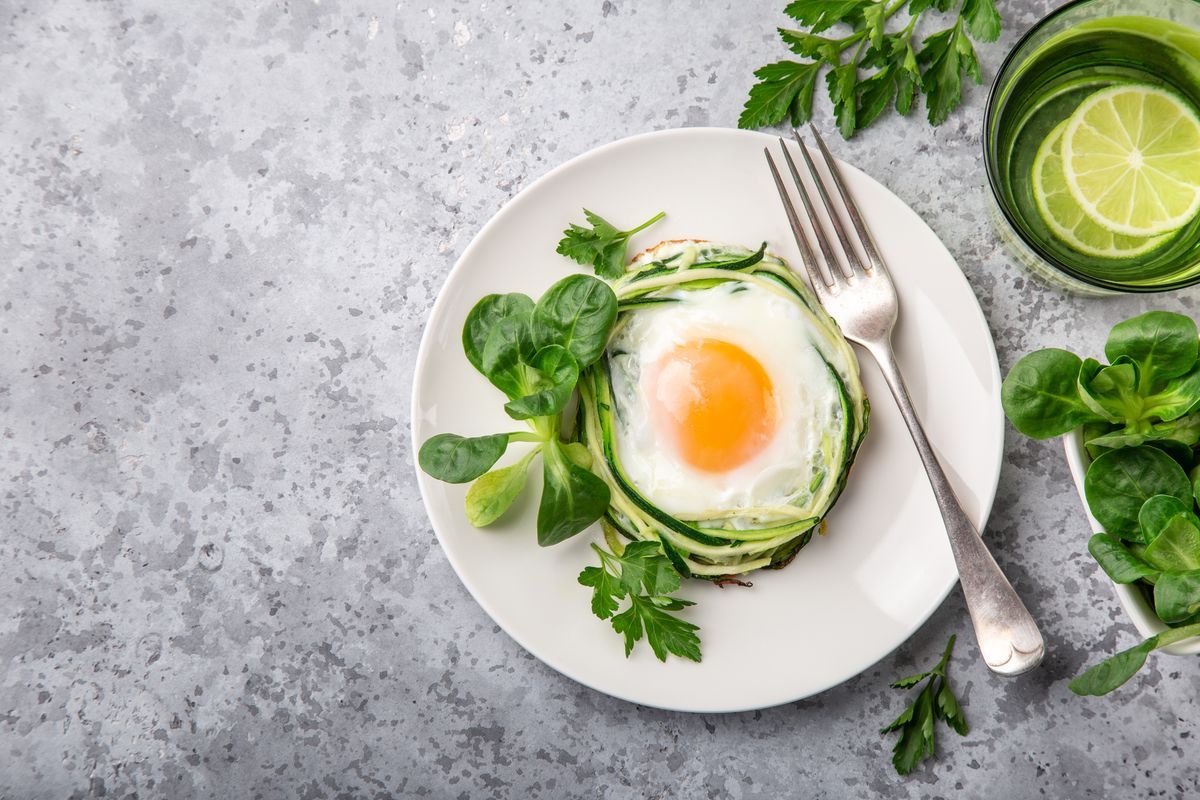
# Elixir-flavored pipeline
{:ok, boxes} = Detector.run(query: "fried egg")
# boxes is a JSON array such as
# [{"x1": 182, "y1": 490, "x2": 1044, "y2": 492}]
[{"x1": 606, "y1": 246, "x2": 849, "y2": 520}]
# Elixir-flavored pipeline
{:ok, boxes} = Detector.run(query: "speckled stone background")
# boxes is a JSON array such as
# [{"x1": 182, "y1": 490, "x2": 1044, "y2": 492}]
[{"x1": 3, "y1": 0, "x2": 1199, "y2": 797}]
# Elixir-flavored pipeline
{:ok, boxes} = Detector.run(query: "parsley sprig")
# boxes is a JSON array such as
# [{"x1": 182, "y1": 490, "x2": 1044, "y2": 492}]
[
  {"x1": 556, "y1": 210, "x2": 666, "y2": 279},
  {"x1": 739, "y1": 0, "x2": 1002, "y2": 138},
  {"x1": 880, "y1": 635, "x2": 969, "y2": 775},
  {"x1": 578, "y1": 541, "x2": 701, "y2": 662}
]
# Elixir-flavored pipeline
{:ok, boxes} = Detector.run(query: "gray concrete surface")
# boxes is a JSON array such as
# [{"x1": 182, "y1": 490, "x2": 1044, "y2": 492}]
[{"x1": 3, "y1": 0, "x2": 1198, "y2": 797}]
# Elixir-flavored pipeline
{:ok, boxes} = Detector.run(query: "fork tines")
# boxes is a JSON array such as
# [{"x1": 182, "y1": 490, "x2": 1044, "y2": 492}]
[{"x1": 764, "y1": 125, "x2": 887, "y2": 292}]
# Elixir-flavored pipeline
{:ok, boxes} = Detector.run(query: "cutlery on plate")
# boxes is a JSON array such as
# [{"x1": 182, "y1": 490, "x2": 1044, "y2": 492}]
[{"x1": 764, "y1": 127, "x2": 1045, "y2": 676}]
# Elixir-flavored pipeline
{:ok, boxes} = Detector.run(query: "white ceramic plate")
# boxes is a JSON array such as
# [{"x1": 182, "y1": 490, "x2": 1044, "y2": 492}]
[
  {"x1": 1063, "y1": 431, "x2": 1200, "y2": 656},
  {"x1": 411, "y1": 128, "x2": 1004, "y2": 712}
]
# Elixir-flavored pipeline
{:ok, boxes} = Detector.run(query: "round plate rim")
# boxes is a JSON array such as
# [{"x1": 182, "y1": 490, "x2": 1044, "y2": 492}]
[{"x1": 410, "y1": 126, "x2": 1004, "y2": 713}]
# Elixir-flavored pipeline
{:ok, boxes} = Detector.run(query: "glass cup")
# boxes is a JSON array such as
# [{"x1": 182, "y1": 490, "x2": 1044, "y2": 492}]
[{"x1": 984, "y1": 0, "x2": 1200, "y2": 294}]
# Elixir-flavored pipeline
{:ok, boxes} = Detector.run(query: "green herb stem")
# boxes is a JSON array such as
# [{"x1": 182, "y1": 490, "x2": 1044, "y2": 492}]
[
  {"x1": 851, "y1": 38, "x2": 867, "y2": 68},
  {"x1": 526, "y1": 416, "x2": 556, "y2": 443},
  {"x1": 625, "y1": 211, "x2": 666, "y2": 236}
]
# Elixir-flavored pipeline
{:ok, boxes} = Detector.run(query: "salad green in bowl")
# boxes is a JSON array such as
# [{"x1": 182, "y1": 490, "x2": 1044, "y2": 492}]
[
  {"x1": 1003, "y1": 311, "x2": 1200, "y2": 694},
  {"x1": 1063, "y1": 430, "x2": 1200, "y2": 657}
]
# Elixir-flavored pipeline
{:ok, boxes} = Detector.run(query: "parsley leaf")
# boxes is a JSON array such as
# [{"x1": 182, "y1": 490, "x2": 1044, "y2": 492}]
[
  {"x1": 740, "y1": 0, "x2": 1002, "y2": 138},
  {"x1": 880, "y1": 635, "x2": 968, "y2": 775},
  {"x1": 917, "y1": 26, "x2": 962, "y2": 126},
  {"x1": 556, "y1": 210, "x2": 665, "y2": 279},
  {"x1": 961, "y1": 0, "x2": 1002, "y2": 42},
  {"x1": 862, "y1": 2, "x2": 887, "y2": 49},
  {"x1": 894, "y1": 39, "x2": 921, "y2": 116},
  {"x1": 577, "y1": 563, "x2": 623, "y2": 619},
  {"x1": 918, "y1": 19, "x2": 984, "y2": 126},
  {"x1": 738, "y1": 61, "x2": 821, "y2": 130},
  {"x1": 611, "y1": 539, "x2": 658, "y2": 592},
  {"x1": 784, "y1": 0, "x2": 874, "y2": 32},
  {"x1": 890, "y1": 687, "x2": 935, "y2": 774},
  {"x1": 826, "y1": 63, "x2": 858, "y2": 139},
  {"x1": 888, "y1": 669, "x2": 931, "y2": 689},
  {"x1": 578, "y1": 541, "x2": 701, "y2": 662},
  {"x1": 778, "y1": 29, "x2": 843, "y2": 62},
  {"x1": 639, "y1": 596, "x2": 700, "y2": 662},
  {"x1": 934, "y1": 676, "x2": 968, "y2": 735},
  {"x1": 612, "y1": 595, "x2": 700, "y2": 661},
  {"x1": 851, "y1": 66, "x2": 894, "y2": 130}
]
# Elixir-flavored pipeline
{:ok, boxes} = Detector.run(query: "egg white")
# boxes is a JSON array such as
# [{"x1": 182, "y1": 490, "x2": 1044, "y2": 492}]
[{"x1": 606, "y1": 278, "x2": 844, "y2": 520}]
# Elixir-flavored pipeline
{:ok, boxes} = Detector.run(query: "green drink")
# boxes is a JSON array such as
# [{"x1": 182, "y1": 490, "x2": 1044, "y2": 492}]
[{"x1": 985, "y1": 0, "x2": 1200, "y2": 293}]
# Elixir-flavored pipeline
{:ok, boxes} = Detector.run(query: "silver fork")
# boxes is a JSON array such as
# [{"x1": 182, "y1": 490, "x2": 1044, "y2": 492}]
[{"x1": 765, "y1": 126, "x2": 1045, "y2": 677}]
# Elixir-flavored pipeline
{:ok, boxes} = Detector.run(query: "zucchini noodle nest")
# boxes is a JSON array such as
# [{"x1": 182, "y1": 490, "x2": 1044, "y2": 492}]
[{"x1": 573, "y1": 240, "x2": 870, "y2": 580}]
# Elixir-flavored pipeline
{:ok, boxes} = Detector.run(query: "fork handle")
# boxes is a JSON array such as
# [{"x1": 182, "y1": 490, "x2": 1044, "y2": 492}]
[{"x1": 867, "y1": 341, "x2": 1045, "y2": 676}]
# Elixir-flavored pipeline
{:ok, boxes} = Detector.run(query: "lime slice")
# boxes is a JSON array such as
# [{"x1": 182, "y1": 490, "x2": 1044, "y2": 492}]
[
  {"x1": 1062, "y1": 84, "x2": 1200, "y2": 236},
  {"x1": 1033, "y1": 120, "x2": 1171, "y2": 259}
]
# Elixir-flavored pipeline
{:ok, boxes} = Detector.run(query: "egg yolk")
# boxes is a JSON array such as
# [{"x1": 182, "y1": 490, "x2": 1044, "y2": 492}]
[{"x1": 649, "y1": 339, "x2": 777, "y2": 472}]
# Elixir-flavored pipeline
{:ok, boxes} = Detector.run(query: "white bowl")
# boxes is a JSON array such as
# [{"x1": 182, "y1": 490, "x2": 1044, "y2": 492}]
[{"x1": 1062, "y1": 429, "x2": 1200, "y2": 655}]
